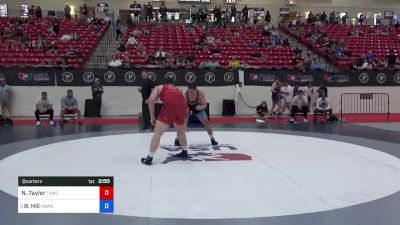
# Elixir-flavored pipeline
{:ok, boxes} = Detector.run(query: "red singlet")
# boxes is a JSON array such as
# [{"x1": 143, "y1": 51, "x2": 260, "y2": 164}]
[{"x1": 158, "y1": 84, "x2": 188, "y2": 126}]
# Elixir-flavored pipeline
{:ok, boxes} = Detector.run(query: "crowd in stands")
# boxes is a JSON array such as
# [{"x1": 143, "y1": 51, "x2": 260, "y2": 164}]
[
  {"x1": 111, "y1": 22, "x2": 295, "y2": 69},
  {"x1": 283, "y1": 10, "x2": 400, "y2": 70},
  {"x1": 0, "y1": 5, "x2": 109, "y2": 68}
]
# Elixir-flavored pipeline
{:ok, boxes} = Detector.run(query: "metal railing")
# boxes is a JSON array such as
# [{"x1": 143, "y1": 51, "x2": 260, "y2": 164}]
[{"x1": 340, "y1": 93, "x2": 390, "y2": 122}]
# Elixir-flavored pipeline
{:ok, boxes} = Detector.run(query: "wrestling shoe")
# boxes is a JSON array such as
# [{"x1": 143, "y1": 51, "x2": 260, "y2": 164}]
[
  {"x1": 141, "y1": 156, "x2": 153, "y2": 165},
  {"x1": 174, "y1": 138, "x2": 181, "y2": 146},
  {"x1": 174, "y1": 150, "x2": 188, "y2": 158},
  {"x1": 211, "y1": 138, "x2": 218, "y2": 146}
]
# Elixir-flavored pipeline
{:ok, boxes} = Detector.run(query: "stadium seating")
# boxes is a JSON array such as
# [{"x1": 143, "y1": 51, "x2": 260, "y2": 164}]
[
  {"x1": 0, "y1": 17, "x2": 109, "y2": 68},
  {"x1": 118, "y1": 24, "x2": 295, "y2": 69},
  {"x1": 283, "y1": 24, "x2": 400, "y2": 70}
]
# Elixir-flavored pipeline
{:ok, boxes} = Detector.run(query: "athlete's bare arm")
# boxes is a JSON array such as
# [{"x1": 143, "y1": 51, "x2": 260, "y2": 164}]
[{"x1": 148, "y1": 85, "x2": 162, "y2": 124}]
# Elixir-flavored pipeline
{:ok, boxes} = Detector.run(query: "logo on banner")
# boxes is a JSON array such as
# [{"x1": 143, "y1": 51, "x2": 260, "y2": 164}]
[
  {"x1": 18, "y1": 72, "x2": 32, "y2": 81},
  {"x1": 394, "y1": 73, "x2": 400, "y2": 84},
  {"x1": 323, "y1": 74, "x2": 350, "y2": 83},
  {"x1": 160, "y1": 144, "x2": 252, "y2": 164},
  {"x1": 185, "y1": 72, "x2": 196, "y2": 83},
  {"x1": 224, "y1": 72, "x2": 235, "y2": 83},
  {"x1": 359, "y1": 73, "x2": 369, "y2": 84},
  {"x1": 249, "y1": 72, "x2": 276, "y2": 82},
  {"x1": 205, "y1": 72, "x2": 216, "y2": 84},
  {"x1": 104, "y1": 71, "x2": 115, "y2": 83},
  {"x1": 147, "y1": 72, "x2": 157, "y2": 82},
  {"x1": 83, "y1": 72, "x2": 95, "y2": 83},
  {"x1": 287, "y1": 74, "x2": 313, "y2": 83},
  {"x1": 376, "y1": 73, "x2": 386, "y2": 84},
  {"x1": 62, "y1": 72, "x2": 74, "y2": 83},
  {"x1": 124, "y1": 71, "x2": 136, "y2": 83},
  {"x1": 165, "y1": 72, "x2": 176, "y2": 81}
]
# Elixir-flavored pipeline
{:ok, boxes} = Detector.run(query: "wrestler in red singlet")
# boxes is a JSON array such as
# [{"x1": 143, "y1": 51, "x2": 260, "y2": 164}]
[{"x1": 157, "y1": 84, "x2": 188, "y2": 126}]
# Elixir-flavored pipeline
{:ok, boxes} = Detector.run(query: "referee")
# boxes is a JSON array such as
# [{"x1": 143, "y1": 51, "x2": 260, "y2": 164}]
[{"x1": 139, "y1": 71, "x2": 155, "y2": 131}]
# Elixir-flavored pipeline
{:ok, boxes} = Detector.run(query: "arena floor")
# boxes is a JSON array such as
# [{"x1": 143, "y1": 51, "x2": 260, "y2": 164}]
[{"x1": 1, "y1": 122, "x2": 400, "y2": 225}]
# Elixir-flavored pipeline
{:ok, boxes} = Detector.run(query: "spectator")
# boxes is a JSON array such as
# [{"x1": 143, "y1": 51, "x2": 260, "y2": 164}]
[
  {"x1": 265, "y1": 11, "x2": 271, "y2": 24},
  {"x1": 0, "y1": 75, "x2": 13, "y2": 119},
  {"x1": 311, "y1": 55, "x2": 322, "y2": 70},
  {"x1": 208, "y1": 59, "x2": 220, "y2": 69},
  {"x1": 175, "y1": 51, "x2": 186, "y2": 68},
  {"x1": 317, "y1": 84, "x2": 328, "y2": 98},
  {"x1": 35, "y1": 6, "x2": 42, "y2": 18},
  {"x1": 52, "y1": 19, "x2": 60, "y2": 34},
  {"x1": 28, "y1": 5, "x2": 35, "y2": 18},
  {"x1": 108, "y1": 55, "x2": 122, "y2": 68},
  {"x1": 155, "y1": 47, "x2": 166, "y2": 63},
  {"x1": 64, "y1": 4, "x2": 71, "y2": 19},
  {"x1": 82, "y1": 4, "x2": 88, "y2": 19},
  {"x1": 122, "y1": 56, "x2": 134, "y2": 69},
  {"x1": 314, "y1": 92, "x2": 333, "y2": 122},
  {"x1": 127, "y1": 35, "x2": 138, "y2": 46},
  {"x1": 117, "y1": 42, "x2": 127, "y2": 52},
  {"x1": 228, "y1": 57, "x2": 241, "y2": 69},
  {"x1": 256, "y1": 101, "x2": 269, "y2": 122},
  {"x1": 145, "y1": 2, "x2": 153, "y2": 22},
  {"x1": 139, "y1": 71, "x2": 155, "y2": 131},
  {"x1": 47, "y1": 41, "x2": 58, "y2": 54},
  {"x1": 290, "y1": 90, "x2": 309, "y2": 123},
  {"x1": 186, "y1": 51, "x2": 196, "y2": 68},
  {"x1": 387, "y1": 50, "x2": 397, "y2": 69},
  {"x1": 270, "y1": 79, "x2": 282, "y2": 118},
  {"x1": 92, "y1": 78, "x2": 103, "y2": 117},
  {"x1": 35, "y1": 92, "x2": 55, "y2": 126},
  {"x1": 280, "y1": 81, "x2": 293, "y2": 114},
  {"x1": 60, "y1": 90, "x2": 82, "y2": 125},
  {"x1": 115, "y1": 18, "x2": 123, "y2": 41},
  {"x1": 65, "y1": 47, "x2": 81, "y2": 57}
]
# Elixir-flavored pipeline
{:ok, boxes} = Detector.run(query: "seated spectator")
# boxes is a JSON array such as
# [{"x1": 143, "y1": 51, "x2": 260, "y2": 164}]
[
  {"x1": 256, "y1": 101, "x2": 269, "y2": 122},
  {"x1": 65, "y1": 47, "x2": 81, "y2": 57},
  {"x1": 228, "y1": 57, "x2": 241, "y2": 69},
  {"x1": 314, "y1": 92, "x2": 333, "y2": 122},
  {"x1": 249, "y1": 39, "x2": 258, "y2": 48},
  {"x1": 122, "y1": 56, "x2": 134, "y2": 69},
  {"x1": 186, "y1": 51, "x2": 196, "y2": 68},
  {"x1": 208, "y1": 59, "x2": 220, "y2": 69},
  {"x1": 136, "y1": 42, "x2": 147, "y2": 56},
  {"x1": 211, "y1": 45, "x2": 221, "y2": 55},
  {"x1": 155, "y1": 47, "x2": 166, "y2": 64},
  {"x1": 374, "y1": 58, "x2": 388, "y2": 70},
  {"x1": 108, "y1": 55, "x2": 122, "y2": 68},
  {"x1": 310, "y1": 55, "x2": 322, "y2": 70},
  {"x1": 60, "y1": 89, "x2": 82, "y2": 125},
  {"x1": 354, "y1": 54, "x2": 372, "y2": 70},
  {"x1": 61, "y1": 34, "x2": 73, "y2": 42},
  {"x1": 241, "y1": 61, "x2": 251, "y2": 69},
  {"x1": 395, "y1": 55, "x2": 400, "y2": 70},
  {"x1": 47, "y1": 41, "x2": 58, "y2": 54},
  {"x1": 290, "y1": 90, "x2": 309, "y2": 123},
  {"x1": 35, "y1": 92, "x2": 55, "y2": 126},
  {"x1": 117, "y1": 42, "x2": 127, "y2": 52},
  {"x1": 175, "y1": 51, "x2": 186, "y2": 68},
  {"x1": 127, "y1": 35, "x2": 138, "y2": 46},
  {"x1": 387, "y1": 50, "x2": 397, "y2": 69}
]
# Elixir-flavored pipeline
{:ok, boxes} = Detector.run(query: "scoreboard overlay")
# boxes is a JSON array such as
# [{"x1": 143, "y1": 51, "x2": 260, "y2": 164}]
[{"x1": 18, "y1": 176, "x2": 114, "y2": 213}]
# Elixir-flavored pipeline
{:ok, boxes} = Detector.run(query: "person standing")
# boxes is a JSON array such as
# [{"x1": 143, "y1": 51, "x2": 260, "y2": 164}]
[
  {"x1": 92, "y1": 78, "x2": 104, "y2": 117},
  {"x1": 0, "y1": 76, "x2": 13, "y2": 119},
  {"x1": 115, "y1": 18, "x2": 123, "y2": 41},
  {"x1": 141, "y1": 77, "x2": 189, "y2": 165},
  {"x1": 174, "y1": 85, "x2": 218, "y2": 146},
  {"x1": 35, "y1": 92, "x2": 55, "y2": 126},
  {"x1": 139, "y1": 71, "x2": 155, "y2": 131}
]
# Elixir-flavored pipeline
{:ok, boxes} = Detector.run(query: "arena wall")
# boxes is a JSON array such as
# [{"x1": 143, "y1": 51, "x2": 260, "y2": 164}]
[{"x1": 9, "y1": 85, "x2": 400, "y2": 117}]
